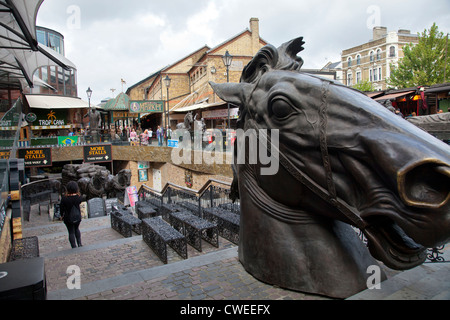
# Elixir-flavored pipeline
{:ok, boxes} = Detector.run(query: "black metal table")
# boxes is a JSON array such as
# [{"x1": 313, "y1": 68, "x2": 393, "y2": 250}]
[
  {"x1": 169, "y1": 210, "x2": 219, "y2": 252},
  {"x1": 0, "y1": 257, "x2": 46, "y2": 300},
  {"x1": 110, "y1": 210, "x2": 141, "y2": 237},
  {"x1": 203, "y1": 207, "x2": 240, "y2": 245},
  {"x1": 136, "y1": 205, "x2": 157, "y2": 220},
  {"x1": 159, "y1": 203, "x2": 184, "y2": 222},
  {"x1": 142, "y1": 217, "x2": 187, "y2": 264}
]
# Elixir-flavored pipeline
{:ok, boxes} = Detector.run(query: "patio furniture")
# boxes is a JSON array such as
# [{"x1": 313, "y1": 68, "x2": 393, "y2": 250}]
[
  {"x1": 169, "y1": 210, "x2": 219, "y2": 252},
  {"x1": 142, "y1": 217, "x2": 187, "y2": 264},
  {"x1": 203, "y1": 207, "x2": 240, "y2": 245}
]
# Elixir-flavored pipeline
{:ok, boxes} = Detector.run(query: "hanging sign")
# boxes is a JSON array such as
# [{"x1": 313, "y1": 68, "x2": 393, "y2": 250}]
[
  {"x1": 83, "y1": 144, "x2": 112, "y2": 163},
  {"x1": 129, "y1": 101, "x2": 164, "y2": 113},
  {"x1": 18, "y1": 148, "x2": 52, "y2": 168}
]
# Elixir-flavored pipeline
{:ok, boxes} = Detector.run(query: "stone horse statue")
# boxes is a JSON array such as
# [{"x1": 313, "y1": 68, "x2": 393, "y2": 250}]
[
  {"x1": 210, "y1": 37, "x2": 450, "y2": 299},
  {"x1": 78, "y1": 170, "x2": 108, "y2": 200},
  {"x1": 177, "y1": 112, "x2": 194, "y2": 131},
  {"x1": 177, "y1": 111, "x2": 206, "y2": 134},
  {"x1": 105, "y1": 169, "x2": 132, "y2": 200}
]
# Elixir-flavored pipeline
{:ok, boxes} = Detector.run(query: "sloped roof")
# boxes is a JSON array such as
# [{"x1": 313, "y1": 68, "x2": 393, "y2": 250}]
[{"x1": 103, "y1": 92, "x2": 130, "y2": 111}]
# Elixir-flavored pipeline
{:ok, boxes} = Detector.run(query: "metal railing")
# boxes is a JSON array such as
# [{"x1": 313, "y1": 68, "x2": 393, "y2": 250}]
[{"x1": 138, "y1": 179, "x2": 239, "y2": 218}]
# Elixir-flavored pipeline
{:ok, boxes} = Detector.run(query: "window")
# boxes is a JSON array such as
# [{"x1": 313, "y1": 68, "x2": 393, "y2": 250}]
[
  {"x1": 347, "y1": 57, "x2": 352, "y2": 67},
  {"x1": 347, "y1": 71, "x2": 353, "y2": 86},
  {"x1": 378, "y1": 67, "x2": 382, "y2": 81},
  {"x1": 373, "y1": 68, "x2": 378, "y2": 82},
  {"x1": 376, "y1": 49, "x2": 382, "y2": 61},
  {"x1": 356, "y1": 55, "x2": 361, "y2": 65},
  {"x1": 356, "y1": 71, "x2": 361, "y2": 84},
  {"x1": 370, "y1": 51, "x2": 374, "y2": 62},
  {"x1": 389, "y1": 46, "x2": 396, "y2": 57},
  {"x1": 369, "y1": 69, "x2": 373, "y2": 82}
]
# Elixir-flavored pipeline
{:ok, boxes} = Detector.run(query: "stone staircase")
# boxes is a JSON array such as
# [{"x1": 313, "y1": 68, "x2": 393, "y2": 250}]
[{"x1": 22, "y1": 203, "x2": 450, "y2": 300}]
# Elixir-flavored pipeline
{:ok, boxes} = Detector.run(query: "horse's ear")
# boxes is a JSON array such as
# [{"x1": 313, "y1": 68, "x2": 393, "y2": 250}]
[{"x1": 209, "y1": 81, "x2": 253, "y2": 106}]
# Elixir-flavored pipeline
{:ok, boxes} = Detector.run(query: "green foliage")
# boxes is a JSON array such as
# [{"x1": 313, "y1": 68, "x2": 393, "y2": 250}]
[
  {"x1": 388, "y1": 23, "x2": 450, "y2": 88},
  {"x1": 353, "y1": 80, "x2": 373, "y2": 92}
]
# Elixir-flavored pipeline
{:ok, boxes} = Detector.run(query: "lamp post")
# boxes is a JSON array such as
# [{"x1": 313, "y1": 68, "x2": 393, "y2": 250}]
[
  {"x1": 222, "y1": 50, "x2": 233, "y2": 128},
  {"x1": 86, "y1": 87, "x2": 92, "y2": 128},
  {"x1": 164, "y1": 75, "x2": 171, "y2": 143}
]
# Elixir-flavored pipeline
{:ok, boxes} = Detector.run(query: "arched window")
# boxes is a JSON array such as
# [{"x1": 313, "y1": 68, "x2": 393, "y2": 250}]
[
  {"x1": 347, "y1": 57, "x2": 352, "y2": 67},
  {"x1": 389, "y1": 46, "x2": 396, "y2": 57},
  {"x1": 370, "y1": 51, "x2": 374, "y2": 62},
  {"x1": 356, "y1": 55, "x2": 361, "y2": 65},
  {"x1": 376, "y1": 49, "x2": 382, "y2": 61}
]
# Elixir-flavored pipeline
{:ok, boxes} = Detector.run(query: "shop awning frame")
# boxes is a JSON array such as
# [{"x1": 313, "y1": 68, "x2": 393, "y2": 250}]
[
  {"x1": 374, "y1": 90, "x2": 416, "y2": 101},
  {"x1": 25, "y1": 94, "x2": 92, "y2": 110},
  {"x1": 174, "y1": 101, "x2": 226, "y2": 113}
]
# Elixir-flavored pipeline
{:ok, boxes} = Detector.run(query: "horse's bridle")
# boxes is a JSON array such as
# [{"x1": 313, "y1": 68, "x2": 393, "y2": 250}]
[{"x1": 240, "y1": 78, "x2": 368, "y2": 231}]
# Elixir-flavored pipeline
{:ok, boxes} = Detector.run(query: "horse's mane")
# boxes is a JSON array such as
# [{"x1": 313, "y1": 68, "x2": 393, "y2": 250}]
[{"x1": 240, "y1": 37, "x2": 305, "y2": 84}]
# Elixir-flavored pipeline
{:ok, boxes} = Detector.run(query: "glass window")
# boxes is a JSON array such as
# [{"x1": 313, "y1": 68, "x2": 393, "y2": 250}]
[
  {"x1": 356, "y1": 55, "x2": 361, "y2": 65},
  {"x1": 48, "y1": 32, "x2": 64, "y2": 55},
  {"x1": 36, "y1": 30, "x2": 47, "y2": 47},
  {"x1": 347, "y1": 57, "x2": 352, "y2": 67},
  {"x1": 389, "y1": 46, "x2": 396, "y2": 57},
  {"x1": 370, "y1": 51, "x2": 374, "y2": 62},
  {"x1": 356, "y1": 71, "x2": 361, "y2": 84},
  {"x1": 347, "y1": 72, "x2": 353, "y2": 86},
  {"x1": 378, "y1": 67, "x2": 382, "y2": 81},
  {"x1": 369, "y1": 69, "x2": 373, "y2": 82},
  {"x1": 373, "y1": 68, "x2": 378, "y2": 81},
  {"x1": 376, "y1": 49, "x2": 382, "y2": 61}
]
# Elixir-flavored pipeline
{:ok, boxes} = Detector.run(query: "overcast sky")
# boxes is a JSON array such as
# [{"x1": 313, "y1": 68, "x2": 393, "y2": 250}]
[{"x1": 36, "y1": 0, "x2": 450, "y2": 105}]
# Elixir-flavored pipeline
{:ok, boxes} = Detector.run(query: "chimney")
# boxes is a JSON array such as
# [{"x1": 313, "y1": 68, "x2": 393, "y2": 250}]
[
  {"x1": 250, "y1": 18, "x2": 260, "y2": 55},
  {"x1": 373, "y1": 26, "x2": 387, "y2": 40}
]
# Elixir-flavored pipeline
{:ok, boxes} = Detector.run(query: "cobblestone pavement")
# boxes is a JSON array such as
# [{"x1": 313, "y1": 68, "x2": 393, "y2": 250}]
[
  {"x1": 22, "y1": 204, "x2": 449, "y2": 302},
  {"x1": 23, "y1": 205, "x2": 330, "y2": 301}
]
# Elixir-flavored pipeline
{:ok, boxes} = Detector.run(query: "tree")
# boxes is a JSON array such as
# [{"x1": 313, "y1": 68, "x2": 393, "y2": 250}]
[
  {"x1": 353, "y1": 80, "x2": 373, "y2": 92},
  {"x1": 388, "y1": 23, "x2": 450, "y2": 88}
]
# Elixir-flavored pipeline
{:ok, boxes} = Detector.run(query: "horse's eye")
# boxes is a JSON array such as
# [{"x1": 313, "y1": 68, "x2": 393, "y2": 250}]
[{"x1": 270, "y1": 97, "x2": 294, "y2": 119}]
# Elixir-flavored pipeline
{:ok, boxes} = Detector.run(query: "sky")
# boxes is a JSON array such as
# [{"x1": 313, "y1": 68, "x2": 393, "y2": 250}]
[{"x1": 36, "y1": 0, "x2": 450, "y2": 105}]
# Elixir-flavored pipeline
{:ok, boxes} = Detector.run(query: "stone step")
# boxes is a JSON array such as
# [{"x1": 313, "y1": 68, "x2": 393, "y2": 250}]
[{"x1": 348, "y1": 249, "x2": 450, "y2": 300}]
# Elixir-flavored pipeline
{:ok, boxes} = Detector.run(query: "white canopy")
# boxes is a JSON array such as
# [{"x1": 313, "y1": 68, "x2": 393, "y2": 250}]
[{"x1": 25, "y1": 94, "x2": 91, "y2": 110}]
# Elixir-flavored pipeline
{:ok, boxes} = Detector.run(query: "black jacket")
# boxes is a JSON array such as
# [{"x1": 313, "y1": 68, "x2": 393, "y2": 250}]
[{"x1": 60, "y1": 195, "x2": 82, "y2": 224}]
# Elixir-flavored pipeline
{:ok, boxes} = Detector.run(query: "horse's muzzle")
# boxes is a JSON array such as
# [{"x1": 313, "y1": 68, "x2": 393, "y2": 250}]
[{"x1": 398, "y1": 160, "x2": 450, "y2": 209}]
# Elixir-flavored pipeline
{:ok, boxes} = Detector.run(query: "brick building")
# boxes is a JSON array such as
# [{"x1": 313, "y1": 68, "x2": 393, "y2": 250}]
[
  {"x1": 341, "y1": 27, "x2": 419, "y2": 91},
  {"x1": 127, "y1": 18, "x2": 267, "y2": 130}
]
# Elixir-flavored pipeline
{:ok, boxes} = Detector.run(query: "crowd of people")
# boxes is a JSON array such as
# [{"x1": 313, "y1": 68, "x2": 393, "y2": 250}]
[{"x1": 112, "y1": 125, "x2": 173, "y2": 146}]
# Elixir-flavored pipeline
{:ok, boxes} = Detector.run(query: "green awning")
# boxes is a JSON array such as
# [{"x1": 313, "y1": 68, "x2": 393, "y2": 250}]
[{"x1": 103, "y1": 92, "x2": 130, "y2": 111}]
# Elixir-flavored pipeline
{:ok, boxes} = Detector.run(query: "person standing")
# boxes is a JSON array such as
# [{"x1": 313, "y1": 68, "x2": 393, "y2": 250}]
[
  {"x1": 157, "y1": 126, "x2": 163, "y2": 146},
  {"x1": 60, "y1": 181, "x2": 83, "y2": 248}
]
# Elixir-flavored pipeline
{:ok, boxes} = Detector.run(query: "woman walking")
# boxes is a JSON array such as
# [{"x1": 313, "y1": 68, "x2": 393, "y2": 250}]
[{"x1": 60, "y1": 181, "x2": 83, "y2": 248}]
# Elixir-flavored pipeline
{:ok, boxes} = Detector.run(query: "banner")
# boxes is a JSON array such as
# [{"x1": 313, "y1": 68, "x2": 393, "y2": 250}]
[
  {"x1": 18, "y1": 148, "x2": 52, "y2": 168},
  {"x1": 129, "y1": 100, "x2": 164, "y2": 113},
  {"x1": 83, "y1": 144, "x2": 112, "y2": 163},
  {"x1": 58, "y1": 136, "x2": 79, "y2": 146},
  {"x1": 124, "y1": 186, "x2": 139, "y2": 207}
]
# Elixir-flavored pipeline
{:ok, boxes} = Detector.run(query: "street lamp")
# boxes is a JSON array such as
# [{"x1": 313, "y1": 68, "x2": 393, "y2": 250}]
[
  {"x1": 164, "y1": 75, "x2": 171, "y2": 142},
  {"x1": 86, "y1": 87, "x2": 92, "y2": 127},
  {"x1": 222, "y1": 51, "x2": 233, "y2": 128}
]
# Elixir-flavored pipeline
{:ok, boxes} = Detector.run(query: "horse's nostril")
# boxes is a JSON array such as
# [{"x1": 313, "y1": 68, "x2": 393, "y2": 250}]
[{"x1": 398, "y1": 162, "x2": 450, "y2": 209}]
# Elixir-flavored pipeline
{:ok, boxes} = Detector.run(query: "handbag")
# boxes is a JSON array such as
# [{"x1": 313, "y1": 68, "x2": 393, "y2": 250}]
[{"x1": 68, "y1": 205, "x2": 82, "y2": 224}]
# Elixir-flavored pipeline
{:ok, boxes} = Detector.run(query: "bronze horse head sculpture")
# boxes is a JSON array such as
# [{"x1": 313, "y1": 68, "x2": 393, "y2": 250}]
[{"x1": 210, "y1": 38, "x2": 450, "y2": 298}]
